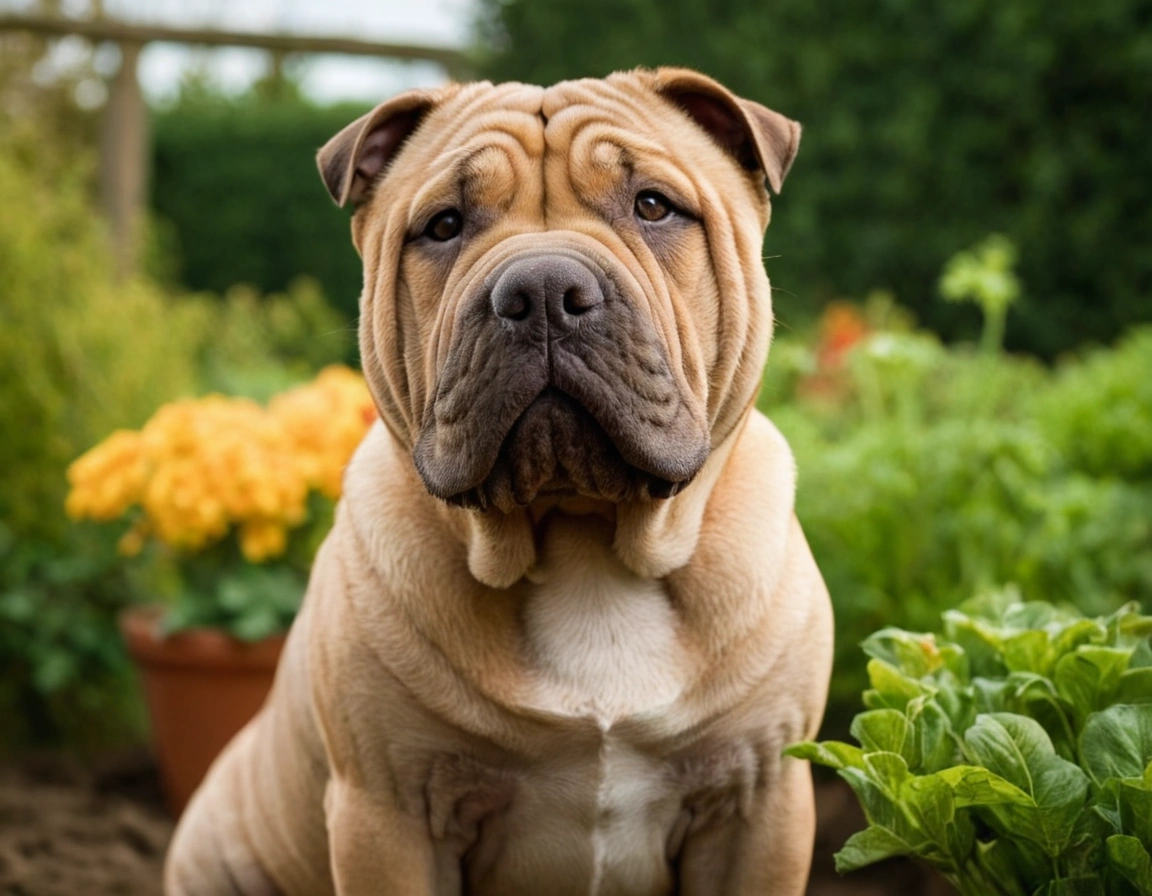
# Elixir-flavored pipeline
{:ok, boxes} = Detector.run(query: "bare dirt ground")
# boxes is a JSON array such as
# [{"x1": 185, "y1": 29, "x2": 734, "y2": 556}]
[{"x1": 0, "y1": 754, "x2": 950, "y2": 895}]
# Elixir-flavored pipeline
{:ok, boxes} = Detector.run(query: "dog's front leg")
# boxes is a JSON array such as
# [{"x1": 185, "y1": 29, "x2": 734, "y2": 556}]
[
  {"x1": 325, "y1": 778, "x2": 449, "y2": 896},
  {"x1": 677, "y1": 754, "x2": 817, "y2": 896}
]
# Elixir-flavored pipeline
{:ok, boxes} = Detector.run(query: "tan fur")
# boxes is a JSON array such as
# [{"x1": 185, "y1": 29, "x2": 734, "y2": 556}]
[{"x1": 166, "y1": 68, "x2": 833, "y2": 896}]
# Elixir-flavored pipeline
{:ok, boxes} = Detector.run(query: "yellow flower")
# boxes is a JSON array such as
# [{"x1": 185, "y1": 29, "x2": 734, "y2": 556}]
[
  {"x1": 64, "y1": 366, "x2": 375, "y2": 562},
  {"x1": 65, "y1": 429, "x2": 146, "y2": 521},
  {"x1": 239, "y1": 518, "x2": 287, "y2": 563},
  {"x1": 270, "y1": 365, "x2": 375, "y2": 500}
]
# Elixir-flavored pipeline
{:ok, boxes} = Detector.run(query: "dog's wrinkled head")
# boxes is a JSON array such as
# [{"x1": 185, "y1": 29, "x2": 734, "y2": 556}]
[{"x1": 319, "y1": 68, "x2": 799, "y2": 584}]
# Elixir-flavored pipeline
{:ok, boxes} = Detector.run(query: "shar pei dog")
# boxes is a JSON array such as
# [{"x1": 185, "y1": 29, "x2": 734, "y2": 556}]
[{"x1": 166, "y1": 66, "x2": 833, "y2": 896}]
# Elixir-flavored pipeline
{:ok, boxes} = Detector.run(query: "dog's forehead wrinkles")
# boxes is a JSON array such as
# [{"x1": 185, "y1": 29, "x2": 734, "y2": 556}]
[{"x1": 407, "y1": 81, "x2": 546, "y2": 192}]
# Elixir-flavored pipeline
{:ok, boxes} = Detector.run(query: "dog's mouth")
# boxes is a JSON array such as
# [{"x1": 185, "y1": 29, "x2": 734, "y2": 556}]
[
  {"x1": 432, "y1": 388, "x2": 693, "y2": 513},
  {"x1": 410, "y1": 248, "x2": 711, "y2": 512}
]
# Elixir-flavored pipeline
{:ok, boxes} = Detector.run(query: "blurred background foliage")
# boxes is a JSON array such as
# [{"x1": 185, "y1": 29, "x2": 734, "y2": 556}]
[
  {"x1": 474, "y1": 0, "x2": 1152, "y2": 358},
  {"x1": 0, "y1": 27, "x2": 353, "y2": 747},
  {"x1": 759, "y1": 308, "x2": 1152, "y2": 730},
  {"x1": 150, "y1": 78, "x2": 369, "y2": 321},
  {"x1": 0, "y1": 0, "x2": 1149, "y2": 751}
]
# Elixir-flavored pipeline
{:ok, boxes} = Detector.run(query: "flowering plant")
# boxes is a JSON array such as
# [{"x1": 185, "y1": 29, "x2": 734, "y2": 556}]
[{"x1": 65, "y1": 366, "x2": 375, "y2": 640}]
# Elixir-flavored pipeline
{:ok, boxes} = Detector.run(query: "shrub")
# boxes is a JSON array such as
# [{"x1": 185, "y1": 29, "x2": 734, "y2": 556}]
[
  {"x1": 0, "y1": 126, "x2": 355, "y2": 748},
  {"x1": 758, "y1": 293, "x2": 1152, "y2": 732},
  {"x1": 0, "y1": 135, "x2": 201, "y2": 747},
  {"x1": 788, "y1": 592, "x2": 1152, "y2": 895}
]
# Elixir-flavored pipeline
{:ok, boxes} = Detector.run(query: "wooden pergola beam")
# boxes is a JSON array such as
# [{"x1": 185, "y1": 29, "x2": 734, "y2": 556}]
[{"x1": 0, "y1": 13, "x2": 472, "y2": 77}]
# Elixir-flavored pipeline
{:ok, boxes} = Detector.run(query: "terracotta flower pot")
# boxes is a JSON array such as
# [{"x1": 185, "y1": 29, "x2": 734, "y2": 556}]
[{"x1": 120, "y1": 606, "x2": 285, "y2": 816}]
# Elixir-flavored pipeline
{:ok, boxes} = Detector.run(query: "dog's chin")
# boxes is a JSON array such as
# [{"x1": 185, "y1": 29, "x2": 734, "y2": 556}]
[{"x1": 435, "y1": 390, "x2": 695, "y2": 514}]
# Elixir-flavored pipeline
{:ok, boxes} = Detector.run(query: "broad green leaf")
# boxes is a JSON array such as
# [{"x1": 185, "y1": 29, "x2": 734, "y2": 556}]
[
  {"x1": 1038, "y1": 876, "x2": 1106, "y2": 896},
  {"x1": 852, "y1": 709, "x2": 915, "y2": 763},
  {"x1": 973, "y1": 835, "x2": 1049, "y2": 896},
  {"x1": 1080, "y1": 705, "x2": 1152, "y2": 785},
  {"x1": 1116, "y1": 669, "x2": 1152, "y2": 706},
  {"x1": 1002, "y1": 601, "x2": 1082, "y2": 632},
  {"x1": 945, "y1": 610, "x2": 1009, "y2": 678},
  {"x1": 1003, "y1": 630, "x2": 1051, "y2": 674},
  {"x1": 1050, "y1": 618, "x2": 1109, "y2": 658},
  {"x1": 963, "y1": 713, "x2": 1090, "y2": 855},
  {"x1": 1054, "y1": 647, "x2": 1132, "y2": 723},
  {"x1": 1106, "y1": 603, "x2": 1152, "y2": 648},
  {"x1": 1063, "y1": 808, "x2": 1113, "y2": 876},
  {"x1": 904, "y1": 772, "x2": 975, "y2": 866},
  {"x1": 838, "y1": 757, "x2": 929, "y2": 855},
  {"x1": 954, "y1": 587, "x2": 1024, "y2": 626},
  {"x1": 862, "y1": 627, "x2": 944, "y2": 678},
  {"x1": 1114, "y1": 768, "x2": 1152, "y2": 843},
  {"x1": 864, "y1": 658, "x2": 934, "y2": 710},
  {"x1": 782, "y1": 740, "x2": 865, "y2": 771},
  {"x1": 907, "y1": 696, "x2": 958, "y2": 772},
  {"x1": 1095, "y1": 777, "x2": 1133, "y2": 835},
  {"x1": 1007, "y1": 672, "x2": 1060, "y2": 703},
  {"x1": 994, "y1": 673, "x2": 1078, "y2": 760},
  {"x1": 1106, "y1": 835, "x2": 1152, "y2": 895},
  {"x1": 931, "y1": 765, "x2": 1032, "y2": 807},
  {"x1": 837, "y1": 764, "x2": 929, "y2": 868},
  {"x1": 863, "y1": 751, "x2": 912, "y2": 799},
  {"x1": 934, "y1": 672, "x2": 978, "y2": 734},
  {"x1": 834, "y1": 824, "x2": 917, "y2": 873},
  {"x1": 974, "y1": 676, "x2": 1012, "y2": 713}
]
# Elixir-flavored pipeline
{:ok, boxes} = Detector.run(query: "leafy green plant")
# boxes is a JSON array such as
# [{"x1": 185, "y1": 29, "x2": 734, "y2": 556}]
[
  {"x1": 129, "y1": 514, "x2": 323, "y2": 643},
  {"x1": 757, "y1": 278, "x2": 1152, "y2": 732},
  {"x1": 1038, "y1": 328, "x2": 1152, "y2": 483},
  {"x1": 788, "y1": 591, "x2": 1152, "y2": 895},
  {"x1": 939, "y1": 234, "x2": 1022, "y2": 356}
]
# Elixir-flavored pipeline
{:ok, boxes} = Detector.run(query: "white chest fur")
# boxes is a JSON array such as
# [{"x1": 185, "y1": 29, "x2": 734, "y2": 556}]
[{"x1": 521, "y1": 514, "x2": 689, "y2": 726}]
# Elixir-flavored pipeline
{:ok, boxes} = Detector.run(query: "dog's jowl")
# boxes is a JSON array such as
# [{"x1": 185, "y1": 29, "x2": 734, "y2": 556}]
[{"x1": 165, "y1": 67, "x2": 833, "y2": 896}]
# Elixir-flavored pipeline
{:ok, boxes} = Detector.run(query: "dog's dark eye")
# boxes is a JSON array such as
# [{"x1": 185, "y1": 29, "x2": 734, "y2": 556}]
[
  {"x1": 635, "y1": 191, "x2": 673, "y2": 222},
  {"x1": 425, "y1": 210, "x2": 463, "y2": 241}
]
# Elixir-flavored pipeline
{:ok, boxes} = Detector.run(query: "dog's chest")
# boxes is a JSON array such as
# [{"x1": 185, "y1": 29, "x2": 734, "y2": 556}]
[
  {"x1": 519, "y1": 516, "x2": 690, "y2": 725},
  {"x1": 402, "y1": 518, "x2": 758, "y2": 894}
]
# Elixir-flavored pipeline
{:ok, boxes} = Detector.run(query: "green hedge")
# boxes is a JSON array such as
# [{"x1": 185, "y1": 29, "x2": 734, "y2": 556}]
[
  {"x1": 476, "y1": 0, "x2": 1152, "y2": 356},
  {"x1": 151, "y1": 95, "x2": 370, "y2": 322}
]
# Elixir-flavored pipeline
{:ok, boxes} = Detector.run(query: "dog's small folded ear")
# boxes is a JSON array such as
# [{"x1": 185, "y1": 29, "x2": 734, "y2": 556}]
[
  {"x1": 317, "y1": 89, "x2": 440, "y2": 208},
  {"x1": 652, "y1": 68, "x2": 801, "y2": 195}
]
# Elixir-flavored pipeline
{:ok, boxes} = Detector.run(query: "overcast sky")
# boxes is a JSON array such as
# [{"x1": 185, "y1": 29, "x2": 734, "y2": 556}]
[{"x1": 8, "y1": 0, "x2": 476, "y2": 103}]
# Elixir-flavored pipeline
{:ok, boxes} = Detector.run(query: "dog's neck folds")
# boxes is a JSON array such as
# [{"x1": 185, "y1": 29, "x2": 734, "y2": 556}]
[{"x1": 458, "y1": 415, "x2": 747, "y2": 588}]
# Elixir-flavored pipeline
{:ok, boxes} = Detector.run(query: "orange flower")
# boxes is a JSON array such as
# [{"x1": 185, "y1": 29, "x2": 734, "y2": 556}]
[{"x1": 817, "y1": 301, "x2": 869, "y2": 371}]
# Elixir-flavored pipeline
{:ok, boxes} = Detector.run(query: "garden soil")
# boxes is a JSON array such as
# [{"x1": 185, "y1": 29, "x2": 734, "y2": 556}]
[{"x1": 0, "y1": 753, "x2": 949, "y2": 895}]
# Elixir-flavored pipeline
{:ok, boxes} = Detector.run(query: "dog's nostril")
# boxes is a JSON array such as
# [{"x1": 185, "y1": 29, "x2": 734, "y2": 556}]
[
  {"x1": 508, "y1": 291, "x2": 531, "y2": 321},
  {"x1": 495, "y1": 290, "x2": 532, "y2": 321},
  {"x1": 562, "y1": 286, "x2": 600, "y2": 316}
]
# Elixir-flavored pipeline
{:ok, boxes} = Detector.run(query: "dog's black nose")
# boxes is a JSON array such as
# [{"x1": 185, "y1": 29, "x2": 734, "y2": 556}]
[{"x1": 490, "y1": 255, "x2": 605, "y2": 328}]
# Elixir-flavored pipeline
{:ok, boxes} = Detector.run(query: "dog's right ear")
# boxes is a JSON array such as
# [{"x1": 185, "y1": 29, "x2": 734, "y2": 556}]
[{"x1": 317, "y1": 89, "x2": 440, "y2": 208}]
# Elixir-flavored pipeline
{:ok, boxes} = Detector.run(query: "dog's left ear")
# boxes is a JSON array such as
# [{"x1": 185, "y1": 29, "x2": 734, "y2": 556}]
[
  {"x1": 317, "y1": 88, "x2": 443, "y2": 208},
  {"x1": 652, "y1": 68, "x2": 801, "y2": 195}
]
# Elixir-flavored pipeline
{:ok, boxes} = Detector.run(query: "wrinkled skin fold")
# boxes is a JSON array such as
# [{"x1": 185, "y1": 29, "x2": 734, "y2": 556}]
[{"x1": 412, "y1": 244, "x2": 711, "y2": 510}]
